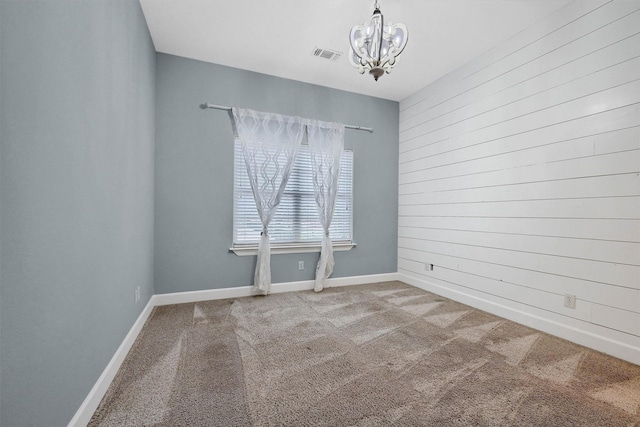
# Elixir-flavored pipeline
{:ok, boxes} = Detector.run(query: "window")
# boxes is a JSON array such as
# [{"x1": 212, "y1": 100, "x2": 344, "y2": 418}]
[{"x1": 232, "y1": 142, "x2": 354, "y2": 253}]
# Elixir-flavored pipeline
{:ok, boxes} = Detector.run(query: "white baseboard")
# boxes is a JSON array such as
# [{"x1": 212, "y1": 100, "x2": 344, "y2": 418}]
[
  {"x1": 68, "y1": 272, "x2": 400, "y2": 425},
  {"x1": 68, "y1": 297, "x2": 156, "y2": 427},
  {"x1": 152, "y1": 272, "x2": 400, "y2": 306},
  {"x1": 399, "y1": 273, "x2": 640, "y2": 366}
]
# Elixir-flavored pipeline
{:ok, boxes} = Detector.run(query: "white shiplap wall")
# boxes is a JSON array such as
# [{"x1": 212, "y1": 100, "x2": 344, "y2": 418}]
[{"x1": 398, "y1": 0, "x2": 640, "y2": 364}]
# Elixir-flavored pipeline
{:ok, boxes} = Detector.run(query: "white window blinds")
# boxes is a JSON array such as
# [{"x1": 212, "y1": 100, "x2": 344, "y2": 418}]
[{"x1": 233, "y1": 142, "x2": 353, "y2": 247}]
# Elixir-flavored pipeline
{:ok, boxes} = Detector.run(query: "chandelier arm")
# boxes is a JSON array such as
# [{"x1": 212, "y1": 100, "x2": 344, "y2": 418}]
[
  {"x1": 376, "y1": 10, "x2": 384, "y2": 67},
  {"x1": 349, "y1": 25, "x2": 373, "y2": 66},
  {"x1": 348, "y1": 26, "x2": 361, "y2": 60},
  {"x1": 390, "y1": 24, "x2": 409, "y2": 56}
]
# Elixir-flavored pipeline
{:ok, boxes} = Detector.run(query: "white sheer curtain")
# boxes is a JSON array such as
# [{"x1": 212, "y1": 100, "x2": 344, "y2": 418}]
[
  {"x1": 232, "y1": 108, "x2": 305, "y2": 295},
  {"x1": 307, "y1": 119, "x2": 345, "y2": 292}
]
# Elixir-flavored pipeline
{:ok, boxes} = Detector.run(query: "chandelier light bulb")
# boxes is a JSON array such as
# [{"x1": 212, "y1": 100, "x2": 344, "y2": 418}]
[{"x1": 349, "y1": 1, "x2": 408, "y2": 81}]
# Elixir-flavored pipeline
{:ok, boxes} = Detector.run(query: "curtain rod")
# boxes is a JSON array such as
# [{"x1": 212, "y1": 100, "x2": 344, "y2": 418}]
[{"x1": 199, "y1": 102, "x2": 374, "y2": 133}]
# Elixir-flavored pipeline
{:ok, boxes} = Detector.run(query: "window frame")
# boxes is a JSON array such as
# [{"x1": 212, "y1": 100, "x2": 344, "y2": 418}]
[{"x1": 230, "y1": 142, "x2": 356, "y2": 256}]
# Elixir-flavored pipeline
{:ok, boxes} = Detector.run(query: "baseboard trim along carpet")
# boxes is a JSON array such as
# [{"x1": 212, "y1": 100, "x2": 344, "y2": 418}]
[
  {"x1": 399, "y1": 273, "x2": 640, "y2": 367},
  {"x1": 68, "y1": 297, "x2": 156, "y2": 427},
  {"x1": 152, "y1": 272, "x2": 401, "y2": 306},
  {"x1": 67, "y1": 272, "x2": 399, "y2": 426}
]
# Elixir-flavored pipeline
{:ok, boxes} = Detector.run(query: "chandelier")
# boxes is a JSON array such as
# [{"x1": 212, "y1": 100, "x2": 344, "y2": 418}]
[{"x1": 348, "y1": 0, "x2": 408, "y2": 81}]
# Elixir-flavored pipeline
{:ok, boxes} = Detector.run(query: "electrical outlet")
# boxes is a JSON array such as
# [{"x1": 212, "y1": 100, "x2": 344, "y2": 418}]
[
  {"x1": 298, "y1": 261, "x2": 304, "y2": 270},
  {"x1": 424, "y1": 263, "x2": 434, "y2": 271},
  {"x1": 134, "y1": 286, "x2": 141, "y2": 304},
  {"x1": 564, "y1": 294, "x2": 576, "y2": 309}
]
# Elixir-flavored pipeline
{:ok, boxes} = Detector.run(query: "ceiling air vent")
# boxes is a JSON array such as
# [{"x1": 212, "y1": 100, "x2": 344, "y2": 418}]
[{"x1": 311, "y1": 47, "x2": 342, "y2": 61}]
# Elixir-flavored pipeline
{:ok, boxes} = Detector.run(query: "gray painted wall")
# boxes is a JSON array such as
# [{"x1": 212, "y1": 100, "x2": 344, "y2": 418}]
[
  {"x1": 0, "y1": 1, "x2": 155, "y2": 425},
  {"x1": 155, "y1": 53, "x2": 398, "y2": 294}
]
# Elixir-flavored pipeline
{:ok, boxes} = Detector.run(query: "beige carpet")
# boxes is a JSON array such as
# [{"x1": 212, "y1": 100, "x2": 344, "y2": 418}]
[{"x1": 90, "y1": 281, "x2": 640, "y2": 426}]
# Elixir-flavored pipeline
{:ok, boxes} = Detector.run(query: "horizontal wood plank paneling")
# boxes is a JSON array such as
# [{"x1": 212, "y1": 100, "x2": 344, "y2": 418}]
[
  {"x1": 398, "y1": 249, "x2": 639, "y2": 312},
  {"x1": 400, "y1": 150, "x2": 640, "y2": 193},
  {"x1": 400, "y1": 0, "x2": 612, "y2": 114},
  {"x1": 401, "y1": 56, "x2": 640, "y2": 144},
  {"x1": 400, "y1": 1, "x2": 639, "y2": 121},
  {"x1": 399, "y1": 196, "x2": 640, "y2": 220},
  {"x1": 399, "y1": 227, "x2": 639, "y2": 265},
  {"x1": 400, "y1": 104, "x2": 639, "y2": 166},
  {"x1": 401, "y1": 33, "x2": 640, "y2": 133},
  {"x1": 397, "y1": 216, "x2": 640, "y2": 242},
  {"x1": 399, "y1": 238, "x2": 639, "y2": 290},
  {"x1": 399, "y1": 173, "x2": 640, "y2": 204},
  {"x1": 399, "y1": 0, "x2": 640, "y2": 362}
]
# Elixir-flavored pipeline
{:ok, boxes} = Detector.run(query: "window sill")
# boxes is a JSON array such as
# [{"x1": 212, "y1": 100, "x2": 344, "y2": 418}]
[{"x1": 230, "y1": 242, "x2": 356, "y2": 256}]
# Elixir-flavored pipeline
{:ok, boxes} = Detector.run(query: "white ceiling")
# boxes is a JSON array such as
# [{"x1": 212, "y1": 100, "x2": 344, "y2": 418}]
[{"x1": 139, "y1": 0, "x2": 572, "y2": 102}]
